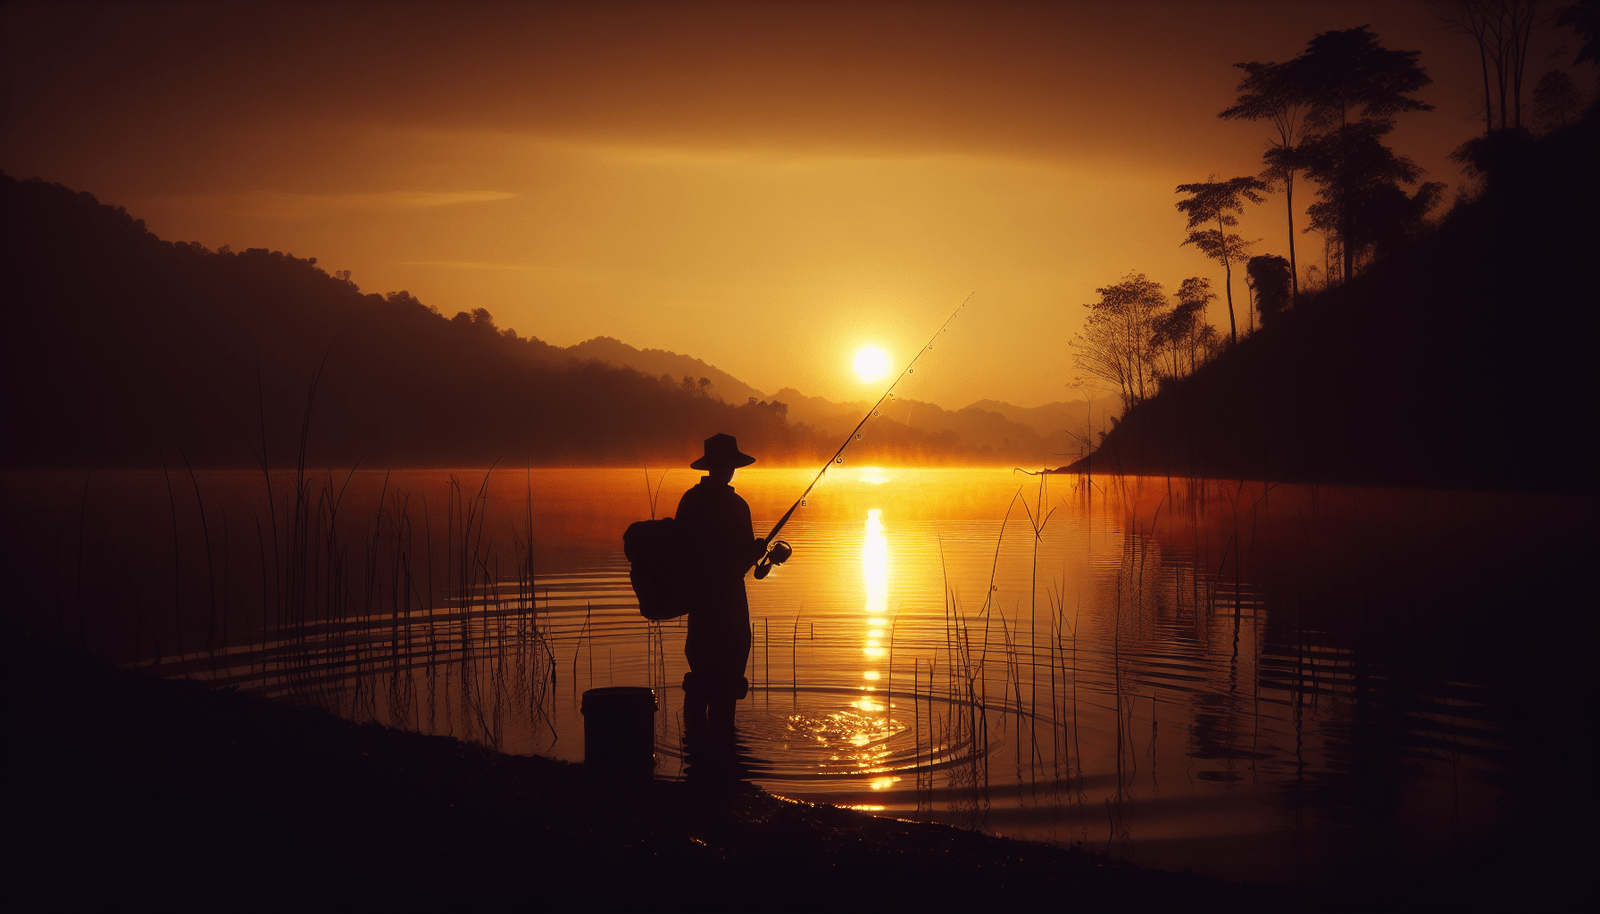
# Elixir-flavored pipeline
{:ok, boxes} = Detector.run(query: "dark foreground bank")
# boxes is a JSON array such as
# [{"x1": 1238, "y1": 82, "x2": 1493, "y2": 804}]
[{"x1": 3, "y1": 637, "x2": 1589, "y2": 912}]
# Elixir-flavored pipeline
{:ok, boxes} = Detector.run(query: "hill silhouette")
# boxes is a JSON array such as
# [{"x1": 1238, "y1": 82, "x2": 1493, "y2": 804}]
[
  {"x1": 557, "y1": 349, "x2": 1120, "y2": 464},
  {"x1": 772, "y1": 388, "x2": 1121, "y2": 466},
  {"x1": 875, "y1": 397, "x2": 1075, "y2": 466},
  {"x1": 562, "y1": 336, "x2": 768, "y2": 406},
  {"x1": 0, "y1": 173, "x2": 813, "y2": 469},
  {"x1": 1067, "y1": 107, "x2": 1599, "y2": 492},
  {"x1": 964, "y1": 398, "x2": 1118, "y2": 441},
  {"x1": 0, "y1": 173, "x2": 1071, "y2": 469}
]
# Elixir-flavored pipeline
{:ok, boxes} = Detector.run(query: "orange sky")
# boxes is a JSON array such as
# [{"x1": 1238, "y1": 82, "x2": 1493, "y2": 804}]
[{"x1": 2, "y1": 1, "x2": 1582, "y2": 407}]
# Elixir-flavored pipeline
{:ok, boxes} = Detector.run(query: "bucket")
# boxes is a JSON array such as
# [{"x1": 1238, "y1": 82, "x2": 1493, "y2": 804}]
[{"x1": 580, "y1": 686, "x2": 658, "y2": 774}]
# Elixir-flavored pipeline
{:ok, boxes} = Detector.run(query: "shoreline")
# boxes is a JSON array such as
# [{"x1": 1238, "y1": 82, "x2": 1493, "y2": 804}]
[
  {"x1": 3, "y1": 635, "x2": 1293, "y2": 912},
  {"x1": 4, "y1": 634, "x2": 1588, "y2": 911}
]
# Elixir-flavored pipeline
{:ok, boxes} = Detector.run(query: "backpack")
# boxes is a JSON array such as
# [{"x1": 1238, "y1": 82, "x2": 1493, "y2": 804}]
[{"x1": 622, "y1": 517, "x2": 694, "y2": 620}]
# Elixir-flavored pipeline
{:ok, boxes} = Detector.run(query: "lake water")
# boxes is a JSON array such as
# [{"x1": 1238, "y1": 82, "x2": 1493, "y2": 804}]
[{"x1": 6, "y1": 466, "x2": 1592, "y2": 887}]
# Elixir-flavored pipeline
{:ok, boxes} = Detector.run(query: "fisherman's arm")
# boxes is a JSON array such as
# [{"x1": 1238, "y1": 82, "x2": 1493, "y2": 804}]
[
  {"x1": 748, "y1": 537, "x2": 767, "y2": 569},
  {"x1": 740, "y1": 499, "x2": 764, "y2": 569}
]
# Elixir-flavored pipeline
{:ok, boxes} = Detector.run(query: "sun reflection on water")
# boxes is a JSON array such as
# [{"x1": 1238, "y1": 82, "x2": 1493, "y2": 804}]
[
  {"x1": 858, "y1": 466, "x2": 890, "y2": 485},
  {"x1": 775, "y1": 506, "x2": 911, "y2": 774},
  {"x1": 862, "y1": 508, "x2": 888, "y2": 661},
  {"x1": 863, "y1": 508, "x2": 887, "y2": 616}
]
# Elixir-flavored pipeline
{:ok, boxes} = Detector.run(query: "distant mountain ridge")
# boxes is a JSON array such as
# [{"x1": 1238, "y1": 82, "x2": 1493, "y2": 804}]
[
  {"x1": 770, "y1": 387, "x2": 1121, "y2": 464},
  {"x1": 768, "y1": 388, "x2": 871, "y2": 433},
  {"x1": 0, "y1": 168, "x2": 1120, "y2": 468},
  {"x1": 551, "y1": 338, "x2": 1127, "y2": 443},
  {"x1": 558, "y1": 363, "x2": 1126, "y2": 460},
  {"x1": 561, "y1": 337, "x2": 768, "y2": 405},
  {"x1": 1, "y1": 171, "x2": 1097, "y2": 468},
  {"x1": 963, "y1": 399, "x2": 1120, "y2": 441}
]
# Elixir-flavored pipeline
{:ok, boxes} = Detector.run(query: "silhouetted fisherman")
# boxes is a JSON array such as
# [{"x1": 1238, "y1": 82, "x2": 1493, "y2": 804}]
[{"x1": 677, "y1": 433, "x2": 766, "y2": 744}]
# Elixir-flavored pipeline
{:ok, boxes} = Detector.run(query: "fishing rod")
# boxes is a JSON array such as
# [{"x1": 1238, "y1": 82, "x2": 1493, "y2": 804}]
[{"x1": 753, "y1": 292, "x2": 974, "y2": 580}]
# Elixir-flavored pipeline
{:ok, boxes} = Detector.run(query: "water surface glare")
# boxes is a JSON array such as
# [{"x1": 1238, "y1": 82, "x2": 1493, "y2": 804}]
[{"x1": 20, "y1": 466, "x2": 1588, "y2": 887}]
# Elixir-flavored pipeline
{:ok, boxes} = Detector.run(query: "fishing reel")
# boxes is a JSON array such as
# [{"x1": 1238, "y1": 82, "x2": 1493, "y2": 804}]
[{"x1": 753, "y1": 540, "x2": 793, "y2": 580}]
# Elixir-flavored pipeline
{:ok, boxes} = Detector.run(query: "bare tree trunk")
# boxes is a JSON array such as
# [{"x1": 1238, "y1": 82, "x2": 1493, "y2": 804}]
[
  {"x1": 1218, "y1": 215, "x2": 1237, "y2": 344},
  {"x1": 1512, "y1": 44, "x2": 1524, "y2": 127},
  {"x1": 1477, "y1": 34, "x2": 1495, "y2": 132},
  {"x1": 1509, "y1": 21, "x2": 1521, "y2": 128},
  {"x1": 1509, "y1": 1, "x2": 1539, "y2": 130},
  {"x1": 1340, "y1": 205, "x2": 1355, "y2": 283},
  {"x1": 1285, "y1": 173, "x2": 1299, "y2": 304},
  {"x1": 1497, "y1": 39, "x2": 1510, "y2": 129}
]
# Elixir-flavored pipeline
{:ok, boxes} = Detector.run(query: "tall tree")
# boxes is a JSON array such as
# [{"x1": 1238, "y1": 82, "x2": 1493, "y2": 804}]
[
  {"x1": 1175, "y1": 175, "x2": 1268, "y2": 344},
  {"x1": 1296, "y1": 25, "x2": 1435, "y2": 131},
  {"x1": 1432, "y1": 1, "x2": 1551, "y2": 133},
  {"x1": 1221, "y1": 61, "x2": 1311, "y2": 305},
  {"x1": 1071, "y1": 273, "x2": 1169, "y2": 412},
  {"x1": 1290, "y1": 26, "x2": 1436, "y2": 283}
]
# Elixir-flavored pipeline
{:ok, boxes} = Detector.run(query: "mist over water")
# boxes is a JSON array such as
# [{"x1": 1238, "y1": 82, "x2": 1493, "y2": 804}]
[{"x1": 7, "y1": 466, "x2": 1590, "y2": 887}]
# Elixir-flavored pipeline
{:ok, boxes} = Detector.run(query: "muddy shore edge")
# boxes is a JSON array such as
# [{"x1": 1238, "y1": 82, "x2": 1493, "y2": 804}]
[{"x1": 2, "y1": 635, "x2": 1581, "y2": 912}]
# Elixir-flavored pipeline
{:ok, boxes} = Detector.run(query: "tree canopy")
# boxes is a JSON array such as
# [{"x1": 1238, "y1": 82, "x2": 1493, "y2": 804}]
[
  {"x1": 1071, "y1": 273, "x2": 1169, "y2": 412},
  {"x1": 1175, "y1": 175, "x2": 1268, "y2": 344},
  {"x1": 1297, "y1": 119, "x2": 1445, "y2": 275},
  {"x1": 1221, "y1": 60, "x2": 1311, "y2": 305},
  {"x1": 1295, "y1": 25, "x2": 1435, "y2": 130},
  {"x1": 1254, "y1": 26, "x2": 1440, "y2": 284},
  {"x1": 1151, "y1": 277, "x2": 1220, "y2": 381}
]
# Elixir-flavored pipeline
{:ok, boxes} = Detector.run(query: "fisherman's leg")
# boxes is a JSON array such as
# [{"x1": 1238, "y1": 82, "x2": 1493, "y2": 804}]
[
  {"x1": 684, "y1": 619, "x2": 712, "y2": 736},
  {"x1": 706, "y1": 673, "x2": 748, "y2": 737},
  {"x1": 701, "y1": 635, "x2": 750, "y2": 742},
  {"x1": 686, "y1": 604, "x2": 751, "y2": 742},
  {"x1": 681, "y1": 670, "x2": 709, "y2": 736}
]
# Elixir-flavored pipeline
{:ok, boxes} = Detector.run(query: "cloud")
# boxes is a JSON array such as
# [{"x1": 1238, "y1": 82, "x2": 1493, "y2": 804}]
[
  {"x1": 395, "y1": 260, "x2": 543, "y2": 271},
  {"x1": 172, "y1": 190, "x2": 519, "y2": 218}
]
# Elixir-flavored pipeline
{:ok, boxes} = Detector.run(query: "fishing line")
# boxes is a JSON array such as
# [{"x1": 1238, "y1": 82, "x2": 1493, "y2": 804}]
[{"x1": 754, "y1": 292, "x2": 974, "y2": 579}]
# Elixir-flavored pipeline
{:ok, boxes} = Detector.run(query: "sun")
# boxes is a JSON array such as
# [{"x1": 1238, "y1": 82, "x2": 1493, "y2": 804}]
[{"x1": 854, "y1": 347, "x2": 891, "y2": 382}]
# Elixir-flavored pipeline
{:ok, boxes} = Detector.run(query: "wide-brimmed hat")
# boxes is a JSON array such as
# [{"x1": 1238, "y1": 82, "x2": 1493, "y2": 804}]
[{"x1": 691, "y1": 433, "x2": 755, "y2": 470}]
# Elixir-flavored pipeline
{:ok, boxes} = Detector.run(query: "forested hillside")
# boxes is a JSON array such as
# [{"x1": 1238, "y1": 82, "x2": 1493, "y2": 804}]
[
  {"x1": 0, "y1": 174, "x2": 1065, "y2": 468},
  {"x1": 0, "y1": 174, "x2": 814, "y2": 468},
  {"x1": 1069, "y1": 106, "x2": 1599, "y2": 491}
]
